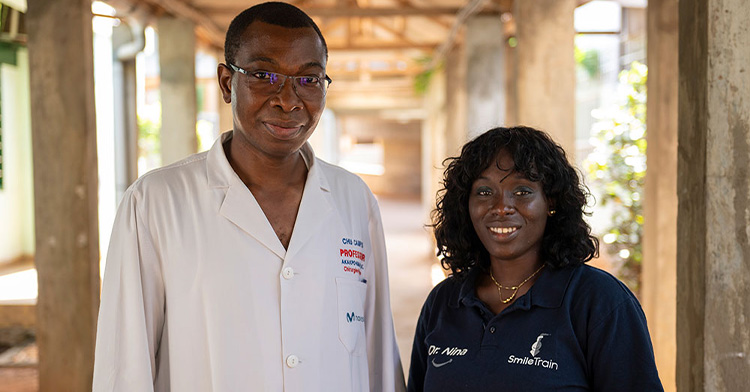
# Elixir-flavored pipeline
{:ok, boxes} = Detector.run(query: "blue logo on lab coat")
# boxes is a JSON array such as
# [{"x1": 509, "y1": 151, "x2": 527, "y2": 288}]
[{"x1": 346, "y1": 311, "x2": 365, "y2": 323}]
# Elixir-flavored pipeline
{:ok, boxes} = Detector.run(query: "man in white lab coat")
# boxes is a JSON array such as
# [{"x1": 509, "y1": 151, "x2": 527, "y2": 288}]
[{"x1": 92, "y1": 2, "x2": 406, "y2": 391}]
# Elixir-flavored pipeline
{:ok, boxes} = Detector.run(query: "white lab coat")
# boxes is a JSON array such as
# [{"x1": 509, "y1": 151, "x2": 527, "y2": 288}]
[{"x1": 93, "y1": 132, "x2": 405, "y2": 392}]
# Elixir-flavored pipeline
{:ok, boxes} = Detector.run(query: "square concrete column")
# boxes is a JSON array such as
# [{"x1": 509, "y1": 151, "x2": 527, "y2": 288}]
[
  {"x1": 112, "y1": 23, "x2": 141, "y2": 200},
  {"x1": 422, "y1": 16, "x2": 507, "y2": 212},
  {"x1": 466, "y1": 16, "x2": 506, "y2": 138},
  {"x1": 158, "y1": 17, "x2": 198, "y2": 165},
  {"x1": 678, "y1": 0, "x2": 750, "y2": 390},
  {"x1": 444, "y1": 43, "x2": 468, "y2": 158},
  {"x1": 421, "y1": 66, "x2": 447, "y2": 220},
  {"x1": 26, "y1": 0, "x2": 100, "y2": 390},
  {"x1": 642, "y1": 1, "x2": 678, "y2": 391},
  {"x1": 422, "y1": 17, "x2": 507, "y2": 214},
  {"x1": 440, "y1": 16, "x2": 506, "y2": 150},
  {"x1": 514, "y1": 0, "x2": 576, "y2": 157}
]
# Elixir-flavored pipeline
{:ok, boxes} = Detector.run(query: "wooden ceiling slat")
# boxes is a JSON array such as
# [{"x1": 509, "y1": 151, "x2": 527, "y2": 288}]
[
  {"x1": 371, "y1": 19, "x2": 415, "y2": 45},
  {"x1": 129, "y1": 0, "x2": 225, "y2": 48}
]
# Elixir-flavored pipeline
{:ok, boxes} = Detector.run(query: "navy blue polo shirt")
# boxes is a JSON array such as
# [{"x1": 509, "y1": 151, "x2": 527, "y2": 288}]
[{"x1": 407, "y1": 264, "x2": 663, "y2": 391}]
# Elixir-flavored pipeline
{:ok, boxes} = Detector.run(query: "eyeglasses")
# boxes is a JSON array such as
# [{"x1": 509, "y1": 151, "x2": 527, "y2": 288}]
[{"x1": 228, "y1": 63, "x2": 332, "y2": 101}]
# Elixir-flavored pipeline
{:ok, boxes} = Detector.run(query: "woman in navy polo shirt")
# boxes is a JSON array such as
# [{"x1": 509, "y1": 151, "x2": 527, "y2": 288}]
[{"x1": 407, "y1": 126, "x2": 663, "y2": 391}]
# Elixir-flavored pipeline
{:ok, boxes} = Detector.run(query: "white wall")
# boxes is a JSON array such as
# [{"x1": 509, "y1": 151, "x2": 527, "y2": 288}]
[{"x1": 0, "y1": 48, "x2": 35, "y2": 263}]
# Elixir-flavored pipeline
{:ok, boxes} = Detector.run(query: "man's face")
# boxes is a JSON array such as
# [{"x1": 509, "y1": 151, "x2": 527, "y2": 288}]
[{"x1": 218, "y1": 21, "x2": 327, "y2": 160}]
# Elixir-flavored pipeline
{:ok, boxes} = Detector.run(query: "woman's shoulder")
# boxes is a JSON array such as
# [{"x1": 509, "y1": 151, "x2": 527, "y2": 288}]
[
  {"x1": 421, "y1": 272, "x2": 469, "y2": 310},
  {"x1": 428, "y1": 273, "x2": 464, "y2": 297},
  {"x1": 563, "y1": 264, "x2": 645, "y2": 328},
  {"x1": 569, "y1": 264, "x2": 637, "y2": 301}
]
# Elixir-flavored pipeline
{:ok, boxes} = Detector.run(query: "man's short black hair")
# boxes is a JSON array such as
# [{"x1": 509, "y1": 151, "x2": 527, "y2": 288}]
[{"x1": 224, "y1": 1, "x2": 328, "y2": 65}]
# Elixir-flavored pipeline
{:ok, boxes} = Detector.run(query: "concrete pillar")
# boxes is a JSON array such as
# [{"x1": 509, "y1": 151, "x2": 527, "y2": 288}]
[
  {"x1": 514, "y1": 0, "x2": 576, "y2": 157},
  {"x1": 465, "y1": 16, "x2": 505, "y2": 138},
  {"x1": 678, "y1": 0, "x2": 750, "y2": 390},
  {"x1": 112, "y1": 22, "x2": 141, "y2": 201},
  {"x1": 26, "y1": 0, "x2": 100, "y2": 390},
  {"x1": 422, "y1": 17, "x2": 507, "y2": 215},
  {"x1": 420, "y1": 42, "x2": 469, "y2": 229},
  {"x1": 444, "y1": 43, "x2": 468, "y2": 158},
  {"x1": 642, "y1": 1, "x2": 678, "y2": 391},
  {"x1": 158, "y1": 17, "x2": 197, "y2": 165},
  {"x1": 421, "y1": 66, "x2": 447, "y2": 221},
  {"x1": 505, "y1": 39, "x2": 518, "y2": 127}
]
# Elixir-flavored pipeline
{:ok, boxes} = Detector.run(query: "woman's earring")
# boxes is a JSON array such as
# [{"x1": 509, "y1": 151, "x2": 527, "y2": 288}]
[{"x1": 548, "y1": 209, "x2": 556, "y2": 216}]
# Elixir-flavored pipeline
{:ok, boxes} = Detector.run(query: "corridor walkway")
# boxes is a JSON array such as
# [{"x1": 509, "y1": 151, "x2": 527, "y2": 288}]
[{"x1": 377, "y1": 197, "x2": 439, "y2": 375}]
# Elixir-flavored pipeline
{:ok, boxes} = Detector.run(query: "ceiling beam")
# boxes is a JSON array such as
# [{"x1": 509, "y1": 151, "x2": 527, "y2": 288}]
[
  {"x1": 123, "y1": 0, "x2": 225, "y2": 49},
  {"x1": 391, "y1": 0, "x2": 453, "y2": 30},
  {"x1": 371, "y1": 19, "x2": 416, "y2": 45}
]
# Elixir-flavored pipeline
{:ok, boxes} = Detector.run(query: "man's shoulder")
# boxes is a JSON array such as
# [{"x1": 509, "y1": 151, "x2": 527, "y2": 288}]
[
  {"x1": 315, "y1": 158, "x2": 368, "y2": 185},
  {"x1": 129, "y1": 151, "x2": 209, "y2": 195},
  {"x1": 314, "y1": 158, "x2": 373, "y2": 197}
]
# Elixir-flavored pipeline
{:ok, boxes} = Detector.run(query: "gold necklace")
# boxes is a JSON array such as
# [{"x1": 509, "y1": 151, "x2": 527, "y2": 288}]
[{"x1": 489, "y1": 264, "x2": 545, "y2": 304}]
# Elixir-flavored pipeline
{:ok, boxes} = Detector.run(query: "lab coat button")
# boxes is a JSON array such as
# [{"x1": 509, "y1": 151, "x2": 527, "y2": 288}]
[
  {"x1": 286, "y1": 354, "x2": 299, "y2": 368},
  {"x1": 282, "y1": 267, "x2": 294, "y2": 280}
]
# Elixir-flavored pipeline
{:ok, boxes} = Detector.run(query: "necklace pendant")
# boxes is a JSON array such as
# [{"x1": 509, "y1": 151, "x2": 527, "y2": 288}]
[
  {"x1": 496, "y1": 286, "x2": 518, "y2": 304},
  {"x1": 490, "y1": 264, "x2": 546, "y2": 305}
]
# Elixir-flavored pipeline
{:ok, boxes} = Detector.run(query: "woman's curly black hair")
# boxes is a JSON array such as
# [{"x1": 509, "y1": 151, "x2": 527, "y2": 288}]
[{"x1": 432, "y1": 126, "x2": 599, "y2": 277}]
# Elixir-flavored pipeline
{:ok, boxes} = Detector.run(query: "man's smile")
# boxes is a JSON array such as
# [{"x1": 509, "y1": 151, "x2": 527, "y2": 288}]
[{"x1": 263, "y1": 121, "x2": 304, "y2": 140}]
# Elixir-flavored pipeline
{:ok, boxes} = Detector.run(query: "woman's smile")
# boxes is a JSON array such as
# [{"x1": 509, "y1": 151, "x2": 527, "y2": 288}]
[{"x1": 488, "y1": 226, "x2": 519, "y2": 236}]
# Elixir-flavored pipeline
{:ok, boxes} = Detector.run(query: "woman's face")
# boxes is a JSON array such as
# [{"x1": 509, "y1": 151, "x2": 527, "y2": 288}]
[{"x1": 468, "y1": 149, "x2": 550, "y2": 265}]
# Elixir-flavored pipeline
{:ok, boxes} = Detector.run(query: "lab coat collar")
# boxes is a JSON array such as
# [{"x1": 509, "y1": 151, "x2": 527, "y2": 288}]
[
  {"x1": 207, "y1": 131, "x2": 332, "y2": 260},
  {"x1": 285, "y1": 144, "x2": 333, "y2": 261},
  {"x1": 206, "y1": 131, "x2": 239, "y2": 188}
]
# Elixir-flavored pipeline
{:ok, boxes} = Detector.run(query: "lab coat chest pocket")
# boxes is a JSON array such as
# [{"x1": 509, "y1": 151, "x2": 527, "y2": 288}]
[{"x1": 335, "y1": 277, "x2": 367, "y2": 356}]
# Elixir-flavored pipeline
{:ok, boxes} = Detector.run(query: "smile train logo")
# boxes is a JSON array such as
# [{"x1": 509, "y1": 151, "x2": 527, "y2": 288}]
[
  {"x1": 530, "y1": 333, "x2": 549, "y2": 357},
  {"x1": 508, "y1": 333, "x2": 558, "y2": 370}
]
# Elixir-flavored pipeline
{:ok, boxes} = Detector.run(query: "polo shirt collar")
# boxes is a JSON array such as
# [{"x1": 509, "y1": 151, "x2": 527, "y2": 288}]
[
  {"x1": 452, "y1": 268, "x2": 481, "y2": 309},
  {"x1": 452, "y1": 264, "x2": 577, "y2": 310}
]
